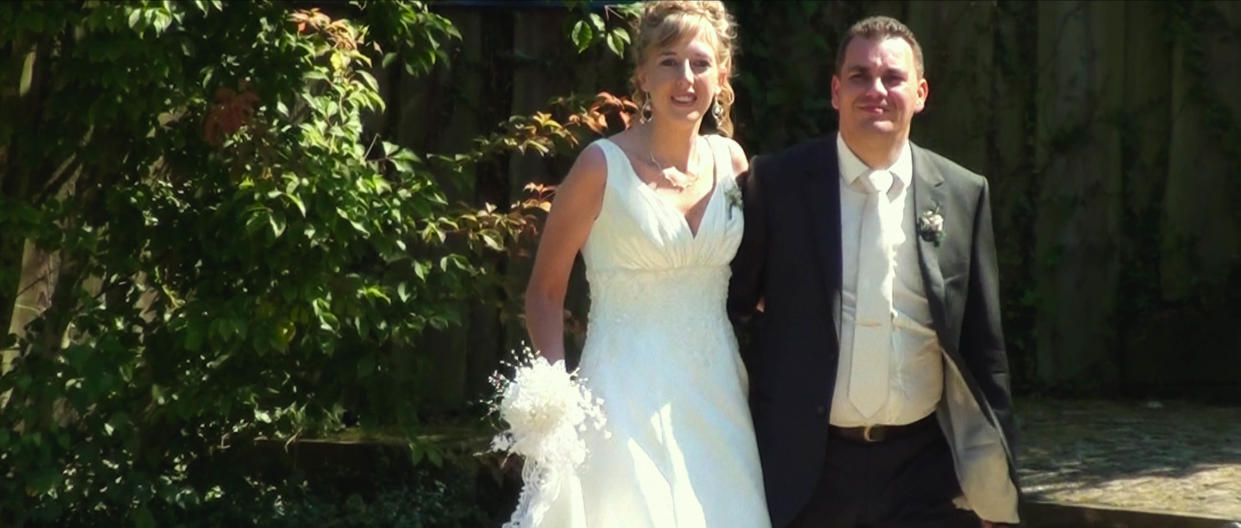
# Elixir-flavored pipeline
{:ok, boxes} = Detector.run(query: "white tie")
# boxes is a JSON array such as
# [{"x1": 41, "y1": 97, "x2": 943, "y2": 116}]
[{"x1": 849, "y1": 169, "x2": 895, "y2": 419}]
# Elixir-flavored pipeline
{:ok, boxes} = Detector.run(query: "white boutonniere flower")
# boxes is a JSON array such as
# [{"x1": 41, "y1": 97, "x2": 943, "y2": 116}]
[{"x1": 917, "y1": 202, "x2": 945, "y2": 247}]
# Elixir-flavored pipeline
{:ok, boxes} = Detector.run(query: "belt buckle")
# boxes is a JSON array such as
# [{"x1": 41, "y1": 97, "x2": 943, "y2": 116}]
[{"x1": 862, "y1": 425, "x2": 878, "y2": 443}]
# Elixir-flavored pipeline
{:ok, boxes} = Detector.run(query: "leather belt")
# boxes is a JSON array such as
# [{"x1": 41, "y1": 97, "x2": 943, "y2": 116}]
[{"x1": 829, "y1": 413, "x2": 937, "y2": 444}]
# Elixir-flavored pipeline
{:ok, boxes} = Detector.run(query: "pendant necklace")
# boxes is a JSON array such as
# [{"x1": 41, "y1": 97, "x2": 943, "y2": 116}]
[{"x1": 646, "y1": 138, "x2": 702, "y2": 192}]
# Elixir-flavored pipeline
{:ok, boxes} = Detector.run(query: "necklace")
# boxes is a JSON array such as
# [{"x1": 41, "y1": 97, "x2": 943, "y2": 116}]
[{"x1": 646, "y1": 138, "x2": 702, "y2": 191}]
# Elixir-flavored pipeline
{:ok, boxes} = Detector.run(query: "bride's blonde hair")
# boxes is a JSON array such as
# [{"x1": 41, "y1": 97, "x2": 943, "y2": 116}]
[{"x1": 630, "y1": 1, "x2": 738, "y2": 137}]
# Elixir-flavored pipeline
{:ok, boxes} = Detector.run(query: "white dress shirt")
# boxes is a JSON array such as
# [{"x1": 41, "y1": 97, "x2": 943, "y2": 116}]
[{"x1": 831, "y1": 133, "x2": 944, "y2": 427}]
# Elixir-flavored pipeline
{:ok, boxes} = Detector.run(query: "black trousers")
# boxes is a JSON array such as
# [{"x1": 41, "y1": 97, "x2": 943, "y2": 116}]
[{"x1": 788, "y1": 420, "x2": 980, "y2": 528}]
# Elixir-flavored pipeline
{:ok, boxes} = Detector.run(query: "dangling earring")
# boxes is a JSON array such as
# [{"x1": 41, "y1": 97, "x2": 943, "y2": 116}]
[
  {"x1": 641, "y1": 92, "x2": 653, "y2": 123},
  {"x1": 711, "y1": 98, "x2": 724, "y2": 122}
]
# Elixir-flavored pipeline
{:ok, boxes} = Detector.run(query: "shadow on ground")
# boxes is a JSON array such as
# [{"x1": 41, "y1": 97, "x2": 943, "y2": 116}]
[{"x1": 1017, "y1": 398, "x2": 1241, "y2": 524}]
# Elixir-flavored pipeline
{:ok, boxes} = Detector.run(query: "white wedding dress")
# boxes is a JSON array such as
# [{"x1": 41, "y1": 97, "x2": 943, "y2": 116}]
[{"x1": 534, "y1": 136, "x2": 771, "y2": 527}]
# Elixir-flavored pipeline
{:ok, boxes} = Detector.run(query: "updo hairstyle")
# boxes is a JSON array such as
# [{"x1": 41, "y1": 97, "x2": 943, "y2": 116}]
[{"x1": 629, "y1": 1, "x2": 738, "y2": 137}]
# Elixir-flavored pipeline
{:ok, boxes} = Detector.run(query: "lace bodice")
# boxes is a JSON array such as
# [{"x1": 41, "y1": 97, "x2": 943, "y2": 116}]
[{"x1": 581, "y1": 138, "x2": 743, "y2": 335}]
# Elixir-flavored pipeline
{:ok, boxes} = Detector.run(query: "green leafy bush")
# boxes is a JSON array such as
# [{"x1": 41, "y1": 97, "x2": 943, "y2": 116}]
[
  {"x1": 182, "y1": 473, "x2": 487, "y2": 528},
  {"x1": 0, "y1": 1, "x2": 598, "y2": 525}
]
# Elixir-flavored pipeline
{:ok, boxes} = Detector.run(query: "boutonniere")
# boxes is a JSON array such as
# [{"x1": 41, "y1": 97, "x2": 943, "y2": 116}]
[
  {"x1": 725, "y1": 185, "x2": 743, "y2": 220},
  {"x1": 917, "y1": 202, "x2": 945, "y2": 247}
]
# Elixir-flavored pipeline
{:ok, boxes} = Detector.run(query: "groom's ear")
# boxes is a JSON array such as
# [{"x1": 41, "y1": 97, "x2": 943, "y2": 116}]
[
  {"x1": 830, "y1": 75, "x2": 841, "y2": 110},
  {"x1": 914, "y1": 76, "x2": 928, "y2": 113}
]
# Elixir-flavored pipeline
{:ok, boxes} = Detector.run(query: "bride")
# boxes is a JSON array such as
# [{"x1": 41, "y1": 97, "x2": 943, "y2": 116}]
[{"x1": 521, "y1": 1, "x2": 770, "y2": 526}]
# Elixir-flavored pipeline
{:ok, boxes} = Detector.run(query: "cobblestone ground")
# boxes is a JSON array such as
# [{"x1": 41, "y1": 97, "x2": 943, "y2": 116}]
[{"x1": 1017, "y1": 398, "x2": 1241, "y2": 520}]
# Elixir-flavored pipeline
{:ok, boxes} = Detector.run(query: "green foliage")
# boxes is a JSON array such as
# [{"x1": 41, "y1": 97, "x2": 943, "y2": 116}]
[
  {"x1": 729, "y1": 1, "x2": 862, "y2": 151},
  {"x1": 1168, "y1": 2, "x2": 1241, "y2": 227},
  {"x1": 358, "y1": 0, "x2": 461, "y2": 76},
  {"x1": 0, "y1": 1, "x2": 589, "y2": 524},
  {"x1": 180, "y1": 473, "x2": 485, "y2": 528},
  {"x1": 565, "y1": 2, "x2": 640, "y2": 58},
  {"x1": 30, "y1": 467, "x2": 488, "y2": 528}
]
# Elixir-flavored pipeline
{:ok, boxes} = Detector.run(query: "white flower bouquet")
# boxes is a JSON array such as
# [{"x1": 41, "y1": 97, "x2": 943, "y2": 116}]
[{"x1": 488, "y1": 347, "x2": 605, "y2": 528}]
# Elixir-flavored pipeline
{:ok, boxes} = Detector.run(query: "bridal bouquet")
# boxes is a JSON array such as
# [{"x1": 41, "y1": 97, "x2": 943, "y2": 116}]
[{"x1": 488, "y1": 346, "x2": 606, "y2": 528}]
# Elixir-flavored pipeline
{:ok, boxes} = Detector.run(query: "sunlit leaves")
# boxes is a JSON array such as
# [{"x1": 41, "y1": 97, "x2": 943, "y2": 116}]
[
  {"x1": 566, "y1": 3, "x2": 638, "y2": 57},
  {"x1": 0, "y1": 1, "x2": 621, "y2": 524},
  {"x1": 0, "y1": 1, "x2": 482, "y2": 523},
  {"x1": 605, "y1": 26, "x2": 630, "y2": 57},
  {"x1": 571, "y1": 17, "x2": 595, "y2": 53},
  {"x1": 356, "y1": 0, "x2": 460, "y2": 76}
]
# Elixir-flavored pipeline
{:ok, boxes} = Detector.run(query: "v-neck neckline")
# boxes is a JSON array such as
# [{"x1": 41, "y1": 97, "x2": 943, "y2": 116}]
[{"x1": 605, "y1": 137, "x2": 720, "y2": 239}]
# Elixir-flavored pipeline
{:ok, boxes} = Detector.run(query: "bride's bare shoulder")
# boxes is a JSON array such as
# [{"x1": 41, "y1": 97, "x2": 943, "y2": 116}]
[
  {"x1": 565, "y1": 140, "x2": 608, "y2": 187},
  {"x1": 710, "y1": 135, "x2": 749, "y2": 177},
  {"x1": 603, "y1": 128, "x2": 641, "y2": 154}
]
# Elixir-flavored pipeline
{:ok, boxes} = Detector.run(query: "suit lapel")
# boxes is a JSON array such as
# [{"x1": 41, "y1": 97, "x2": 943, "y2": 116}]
[
  {"x1": 911, "y1": 144, "x2": 950, "y2": 346},
  {"x1": 804, "y1": 139, "x2": 842, "y2": 335}
]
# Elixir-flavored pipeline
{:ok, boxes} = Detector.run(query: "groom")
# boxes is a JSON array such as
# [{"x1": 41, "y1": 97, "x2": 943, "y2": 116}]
[{"x1": 729, "y1": 16, "x2": 1020, "y2": 528}]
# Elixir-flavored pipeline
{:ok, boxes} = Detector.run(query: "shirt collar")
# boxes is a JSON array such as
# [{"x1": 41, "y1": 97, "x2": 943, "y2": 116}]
[{"x1": 836, "y1": 132, "x2": 913, "y2": 189}]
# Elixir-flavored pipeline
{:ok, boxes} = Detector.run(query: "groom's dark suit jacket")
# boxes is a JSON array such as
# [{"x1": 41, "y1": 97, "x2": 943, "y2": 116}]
[{"x1": 729, "y1": 137, "x2": 1021, "y2": 527}]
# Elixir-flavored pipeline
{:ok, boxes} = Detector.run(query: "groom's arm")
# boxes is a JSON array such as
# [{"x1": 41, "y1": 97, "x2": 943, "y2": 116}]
[
  {"x1": 959, "y1": 178, "x2": 1017, "y2": 454},
  {"x1": 728, "y1": 155, "x2": 768, "y2": 324}
]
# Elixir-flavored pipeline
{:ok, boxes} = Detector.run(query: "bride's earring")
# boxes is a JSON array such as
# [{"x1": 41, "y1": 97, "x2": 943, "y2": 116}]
[
  {"x1": 641, "y1": 92, "x2": 653, "y2": 122},
  {"x1": 711, "y1": 98, "x2": 724, "y2": 122}
]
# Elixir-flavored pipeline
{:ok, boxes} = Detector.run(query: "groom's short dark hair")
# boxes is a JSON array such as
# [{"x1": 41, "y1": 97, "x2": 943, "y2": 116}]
[{"x1": 834, "y1": 16, "x2": 925, "y2": 78}]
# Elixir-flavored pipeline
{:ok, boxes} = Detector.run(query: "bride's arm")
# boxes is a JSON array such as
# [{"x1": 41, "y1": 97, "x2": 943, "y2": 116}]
[{"x1": 524, "y1": 145, "x2": 606, "y2": 363}]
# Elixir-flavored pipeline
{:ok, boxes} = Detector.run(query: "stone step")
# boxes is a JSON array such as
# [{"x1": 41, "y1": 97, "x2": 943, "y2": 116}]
[{"x1": 1025, "y1": 500, "x2": 1241, "y2": 528}]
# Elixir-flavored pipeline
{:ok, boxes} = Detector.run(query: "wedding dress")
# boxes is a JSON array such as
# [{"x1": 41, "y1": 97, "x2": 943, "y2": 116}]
[{"x1": 532, "y1": 136, "x2": 770, "y2": 527}]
